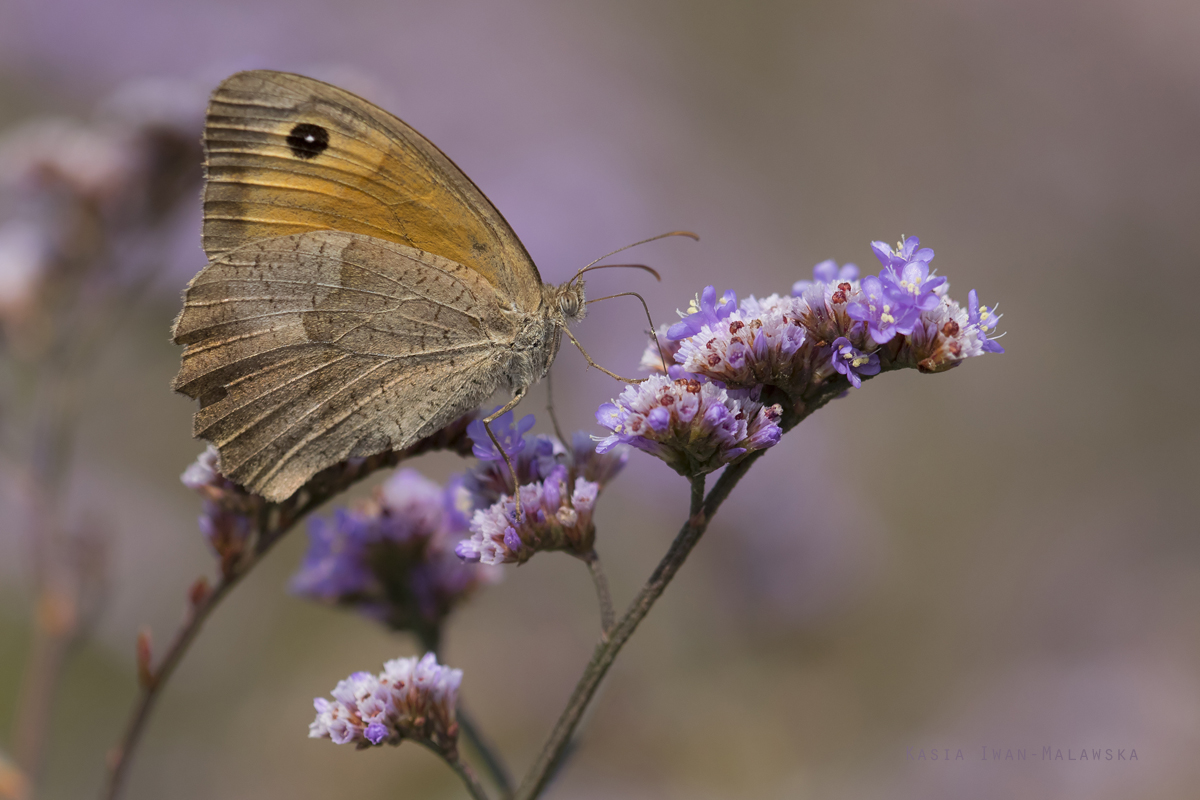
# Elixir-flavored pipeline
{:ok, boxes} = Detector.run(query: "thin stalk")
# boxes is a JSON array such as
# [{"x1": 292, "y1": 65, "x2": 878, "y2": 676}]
[
  {"x1": 456, "y1": 708, "x2": 512, "y2": 797},
  {"x1": 416, "y1": 741, "x2": 490, "y2": 800},
  {"x1": 13, "y1": 221, "x2": 178, "y2": 793},
  {"x1": 13, "y1": 359, "x2": 86, "y2": 786},
  {"x1": 12, "y1": 615, "x2": 72, "y2": 784},
  {"x1": 422, "y1": 633, "x2": 513, "y2": 797},
  {"x1": 581, "y1": 550, "x2": 615, "y2": 636},
  {"x1": 100, "y1": 419, "x2": 476, "y2": 800},
  {"x1": 514, "y1": 453, "x2": 763, "y2": 800},
  {"x1": 100, "y1": 542, "x2": 269, "y2": 800},
  {"x1": 447, "y1": 759, "x2": 491, "y2": 800}
]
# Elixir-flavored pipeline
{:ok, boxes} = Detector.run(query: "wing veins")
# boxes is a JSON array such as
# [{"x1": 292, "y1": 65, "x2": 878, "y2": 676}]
[
  {"x1": 207, "y1": 140, "x2": 409, "y2": 199},
  {"x1": 205, "y1": 352, "x2": 357, "y2": 446},
  {"x1": 238, "y1": 358, "x2": 391, "y2": 479},
  {"x1": 187, "y1": 280, "x2": 405, "y2": 305}
]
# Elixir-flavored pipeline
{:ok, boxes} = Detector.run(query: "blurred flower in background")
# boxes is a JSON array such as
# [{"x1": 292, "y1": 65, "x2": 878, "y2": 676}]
[
  {"x1": 0, "y1": 75, "x2": 205, "y2": 792},
  {"x1": 292, "y1": 469, "x2": 497, "y2": 647},
  {"x1": 180, "y1": 446, "x2": 261, "y2": 578}
]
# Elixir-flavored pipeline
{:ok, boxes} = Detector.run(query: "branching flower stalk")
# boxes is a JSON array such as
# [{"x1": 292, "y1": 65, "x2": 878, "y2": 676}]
[
  {"x1": 582, "y1": 550, "x2": 616, "y2": 636},
  {"x1": 99, "y1": 233, "x2": 1001, "y2": 800},
  {"x1": 100, "y1": 419, "x2": 476, "y2": 800},
  {"x1": 417, "y1": 630, "x2": 514, "y2": 795},
  {"x1": 514, "y1": 396, "x2": 835, "y2": 798},
  {"x1": 510, "y1": 236, "x2": 1003, "y2": 796}
]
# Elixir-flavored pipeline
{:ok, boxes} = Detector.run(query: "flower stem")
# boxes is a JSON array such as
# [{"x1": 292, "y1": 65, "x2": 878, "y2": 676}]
[
  {"x1": 423, "y1": 632, "x2": 513, "y2": 797},
  {"x1": 514, "y1": 453, "x2": 763, "y2": 799},
  {"x1": 582, "y1": 550, "x2": 615, "y2": 636},
  {"x1": 100, "y1": 421, "x2": 476, "y2": 800},
  {"x1": 425, "y1": 745, "x2": 491, "y2": 800},
  {"x1": 456, "y1": 707, "x2": 513, "y2": 797},
  {"x1": 100, "y1": 541, "x2": 265, "y2": 800}
]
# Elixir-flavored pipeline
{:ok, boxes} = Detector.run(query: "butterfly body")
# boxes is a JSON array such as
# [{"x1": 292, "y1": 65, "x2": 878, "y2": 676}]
[{"x1": 173, "y1": 70, "x2": 582, "y2": 501}]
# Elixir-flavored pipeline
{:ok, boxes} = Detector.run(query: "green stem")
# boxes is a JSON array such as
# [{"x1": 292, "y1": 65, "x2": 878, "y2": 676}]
[{"x1": 514, "y1": 453, "x2": 763, "y2": 799}]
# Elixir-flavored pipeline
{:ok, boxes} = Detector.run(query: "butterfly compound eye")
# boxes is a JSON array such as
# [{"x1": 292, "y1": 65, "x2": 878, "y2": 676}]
[
  {"x1": 287, "y1": 123, "x2": 330, "y2": 159},
  {"x1": 556, "y1": 283, "x2": 586, "y2": 322}
]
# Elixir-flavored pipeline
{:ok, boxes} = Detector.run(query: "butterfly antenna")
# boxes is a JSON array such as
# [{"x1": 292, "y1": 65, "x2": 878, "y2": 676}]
[
  {"x1": 574, "y1": 230, "x2": 698, "y2": 278},
  {"x1": 587, "y1": 291, "x2": 669, "y2": 372},
  {"x1": 575, "y1": 262, "x2": 662, "y2": 282}
]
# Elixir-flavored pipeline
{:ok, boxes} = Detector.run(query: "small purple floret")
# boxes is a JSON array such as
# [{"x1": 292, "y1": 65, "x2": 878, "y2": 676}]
[
  {"x1": 594, "y1": 375, "x2": 782, "y2": 476},
  {"x1": 792, "y1": 260, "x2": 859, "y2": 295},
  {"x1": 309, "y1": 653, "x2": 462, "y2": 753},
  {"x1": 467, "y1": 409, "x2": 535, "y2": 461},
  {"x1": 364, "y1": 721, "x2": 389, "y2": 745},
  {"x1": 846, "y1": 275, "x2": 920, "y2": 344},
  {"x1": 871, "y1": 235, "x2": 934, "y2": 271},
  {"x1": 879, "y1": 258, "x2": 945, "y2": 311},
  {"x1": 829, "y1": 336, "x2": 881, "y2": 389},
  {"x1": 667, "y1": 285, "x2": 737, "y2": 341},
  {"x1": 968, "y1": 289, "x2": 1005, "y2": 353},
  {"x1": 291, "y1": 469, "x2": 494, "y2": 633}
]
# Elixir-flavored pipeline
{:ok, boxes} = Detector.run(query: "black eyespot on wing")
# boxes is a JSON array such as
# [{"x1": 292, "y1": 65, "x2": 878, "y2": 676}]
[{"x1": 286, "y1": 123, "x2": 329, "y2": 159}]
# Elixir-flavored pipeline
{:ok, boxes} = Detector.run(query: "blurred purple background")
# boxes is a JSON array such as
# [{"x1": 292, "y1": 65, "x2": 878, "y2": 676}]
[{"x1": 1, "y1": 0, "x2": 1198, "y2": 798}]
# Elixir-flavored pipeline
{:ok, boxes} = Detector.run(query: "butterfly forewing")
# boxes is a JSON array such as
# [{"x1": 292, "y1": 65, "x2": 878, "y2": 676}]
[
  {"x1": 173, "y1": 230, "x2": 517, "y2": 501},
  {"x1": 202, "y1": 70, "x2": 543, "y2": 306}
]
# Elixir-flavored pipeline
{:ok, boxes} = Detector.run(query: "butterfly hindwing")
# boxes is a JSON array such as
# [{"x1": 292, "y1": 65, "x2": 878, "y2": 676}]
[{"x1": 173, "y1": 230, "x2": 516, "y2": 500}]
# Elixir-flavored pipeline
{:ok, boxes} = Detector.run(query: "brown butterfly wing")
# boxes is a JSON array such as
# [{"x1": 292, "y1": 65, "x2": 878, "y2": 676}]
[
  {"x1": 203, "y1": 69, "x2": 543, "y2": 306},
  {"x1": 173, "y1": 230, "x2": 517, "y2": 501}
]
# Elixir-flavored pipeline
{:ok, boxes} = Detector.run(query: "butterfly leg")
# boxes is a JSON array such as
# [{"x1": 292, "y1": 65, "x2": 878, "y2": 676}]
[
  {"x1": 587, "y1": 290, "x2": 669, "y2": 373},
  {"x1": 563, "y1": 328, "x2": 645, "y2": 384},
  {"x1": 483, "y1": 387, "x2": 528, "y2": 518},
  {"x1": 544, "y1": 369, "x2": 570, "y2": 447}
]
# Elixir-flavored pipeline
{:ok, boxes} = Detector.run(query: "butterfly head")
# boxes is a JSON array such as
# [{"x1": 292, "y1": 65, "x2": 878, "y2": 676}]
[{"x1": 551, "y1": 279, "x2": 587, "y2": 324}]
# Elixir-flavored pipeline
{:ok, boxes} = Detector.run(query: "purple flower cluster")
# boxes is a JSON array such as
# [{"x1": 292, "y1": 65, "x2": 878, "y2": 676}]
[
  {"x1": 454, "y1": 417, "x2": 628, "y2": 565},
  {"x1": 673, "y1": 295, "x2": 806, "y2": 390},
  {"x1": 456, "y1": 465, "x2": 599, "y2": 565},
  {"x1": 466, "y1": 409, "x2": 535, "y2": 462},
  {"x1": 792, "y1": 259, "x2": 858, "y2": 295},
  {"x1": 291, "y1": 469, "x2": 495, "y2": 637},
  {"x1": 659, "y1": 235, "x2": 1003, "y2": 408},
  {"x1": 181, "y1": 446, "x2": 260, "y2": 576},
  {"x1": 309, "y1": 652, "x2": 461, "y2": 754},
  {"x1": 638, "y1": 323, "x2": 681, "y2": 377},
  {"x1": 667, "y1": 286, "x2": 737, "y2": 340},
  {"x1": 595, "y1": 375, "x2": 783, "y2": 476},
  {"x1": 461, "y1": 410, "x2": 563, "y2": 502},
  {"x1": 829, "y1": 337, "x2": 880, "y2": 388}
]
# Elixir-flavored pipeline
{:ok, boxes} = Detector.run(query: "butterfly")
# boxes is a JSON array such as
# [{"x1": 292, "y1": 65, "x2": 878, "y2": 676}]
[{"x1": 172, "y1": 70, "x2": 679, "y2": 502}]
